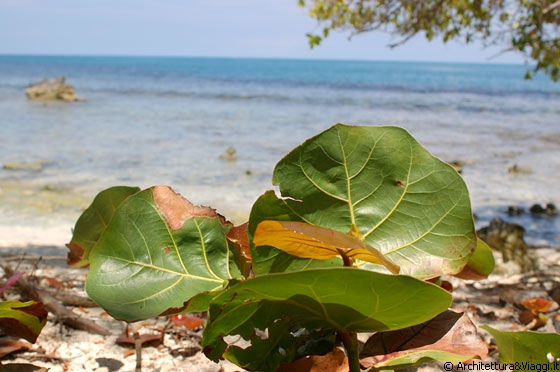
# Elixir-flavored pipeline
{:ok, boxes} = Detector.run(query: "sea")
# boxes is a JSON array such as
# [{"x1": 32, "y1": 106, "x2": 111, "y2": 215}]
[{"x1": 0, "y1": 55, "x2": 559, "y2": 249}]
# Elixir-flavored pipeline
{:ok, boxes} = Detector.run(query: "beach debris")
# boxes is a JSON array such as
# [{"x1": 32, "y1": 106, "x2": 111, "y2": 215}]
[
  {"x1": 508, "y1": 163, "x2": 532, "y2": 175},
  {"x1": 2, "y1": 264, "x2": 111, "y2": 336},
  {"x1": 2, "y1": 160, "x2": 46, "y2": 172},
  {"x1": 477, "y1": 218, "x2": 538, "y2": 274},
  {"x1": 0, "y1": 339, "x2": 34, "y2": 358},
  {"x1": 24, "y1": 75, "x2": 82, "y2": 102},
  {"x1": 116, "y1": 332, "x2": 162, "y2": 348},
  {"x1": 171, "y1": 314, "x2": 205, "y2": 330},
  {"x1": 219, "y1": 146, "x2": 237, "y2": 161}
]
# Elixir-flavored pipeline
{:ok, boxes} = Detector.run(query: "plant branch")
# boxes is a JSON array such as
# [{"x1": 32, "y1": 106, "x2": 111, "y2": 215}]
[
  {"x1": 2, "y1": 265, "x2": 111, "y2": 336},
  {"x1": 544, "y1": 0, "x2": 560, "y2": 14},
  {"x1": 339, "y1": 330, "x2": 361, "y2": 372}
]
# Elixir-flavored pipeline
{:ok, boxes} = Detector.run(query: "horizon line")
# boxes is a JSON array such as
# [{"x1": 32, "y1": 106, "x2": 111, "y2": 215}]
[{"x1": 0, "y1": 52, "x2": 528, "y2": 67}]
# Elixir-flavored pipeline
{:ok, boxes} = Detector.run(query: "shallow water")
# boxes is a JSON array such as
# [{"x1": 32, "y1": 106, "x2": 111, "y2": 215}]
[{"x1": 0, "y1": 55, "x2": 559, "y2": 247}]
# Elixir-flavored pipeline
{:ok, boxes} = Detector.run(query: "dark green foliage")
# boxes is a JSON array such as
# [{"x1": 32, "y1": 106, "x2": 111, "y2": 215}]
[{"x1": 299, "y1": 0, "x2": 560, "y2": 81}]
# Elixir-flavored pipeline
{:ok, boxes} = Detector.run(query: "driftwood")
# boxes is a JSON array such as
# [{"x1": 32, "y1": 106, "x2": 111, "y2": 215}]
[
  {"x1": 24, "y1": 76, "x2": 82, "y2": 102},
  {"x1": 3, "y1": 265, "x2": 111, "y2": 336}
]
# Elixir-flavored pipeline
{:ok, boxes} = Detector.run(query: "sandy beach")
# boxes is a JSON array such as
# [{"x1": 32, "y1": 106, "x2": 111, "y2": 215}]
[{"x1": 0, "y1": 242, "x2": 558, "y2": 372}]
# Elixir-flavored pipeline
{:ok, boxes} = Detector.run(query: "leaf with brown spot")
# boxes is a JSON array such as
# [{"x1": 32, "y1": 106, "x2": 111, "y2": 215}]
[
  {"x1": 83, "y1": 187, "x2": 243, "y2": 322},
  {"x1": 360, "y1": 310, "x2": 487, "y2": 369},
  {"x1": 253, "y1": 220, "x2": 399, "y2": 273},
  {"x1": 153, "y1": 185, "x2": 230, "y2": 230}
]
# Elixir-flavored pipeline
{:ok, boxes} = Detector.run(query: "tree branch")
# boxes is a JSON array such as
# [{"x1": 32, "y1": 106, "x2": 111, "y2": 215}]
[{"x1": 3, "y1": 265, "x2": 111, "y2": 336}]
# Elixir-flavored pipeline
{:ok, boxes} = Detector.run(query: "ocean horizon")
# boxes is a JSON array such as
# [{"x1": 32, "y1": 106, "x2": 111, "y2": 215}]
[{"x1": 0, "y1": 55, "x2": 559, "y2": 248}]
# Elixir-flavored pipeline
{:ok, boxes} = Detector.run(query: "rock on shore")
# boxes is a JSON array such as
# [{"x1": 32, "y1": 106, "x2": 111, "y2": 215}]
[{"x1": 25, "y1": 76, "x2": 82, "y2": 101}]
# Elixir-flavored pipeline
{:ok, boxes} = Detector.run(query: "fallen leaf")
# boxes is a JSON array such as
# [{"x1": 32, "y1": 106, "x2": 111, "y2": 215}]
[
  {"x1": 116, "y1": 333, "x2": 162, "y2": 347},
  {"x1": 0, "y1": 363, "x2": 48, "y2": 372},
  {"x1": 360, "y1": 310, "x2": 487, "y2": 369},
  {"x1": 521, "y1": 297, "x2": 554, "y2": 315},
  {"x1": 45, "y1": 277, "x2": 65, "y2": 289},
  {"x1": 0, "y1": 339, "x2": 32, "y2": 358},
  {"x1": 123, "y1": 349, "x2": 135, "y2": 358},
  {"x1": 171, "y1": 314, "x2": 205, "y2": 330},
  {"x1": 518, "y1": 309, "x2": 536, "y2": 325},
  {"x1": 170, "y1": 346, "x2": 202, "y2": 358},
  {"x1": 276, "y1": 348, "x2": 349, "y2": 372}
]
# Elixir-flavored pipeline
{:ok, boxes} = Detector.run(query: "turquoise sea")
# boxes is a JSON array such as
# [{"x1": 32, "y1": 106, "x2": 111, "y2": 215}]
[{"x1": 0, "y1": 55, "x2": 559, "y2": 247}]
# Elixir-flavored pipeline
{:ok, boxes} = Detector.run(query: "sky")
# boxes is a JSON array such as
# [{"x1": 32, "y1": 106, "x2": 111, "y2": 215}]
[{"x1": 0, "y1": 0, "x2": 525, "y2": 64}]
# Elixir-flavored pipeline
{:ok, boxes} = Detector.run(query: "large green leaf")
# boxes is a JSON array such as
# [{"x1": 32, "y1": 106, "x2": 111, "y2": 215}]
[
  {"x1": 0, "y1": 300, "x2": 47, "y2": 343},
  {"x1": 82, "y1": 186, "x2": 242, "y2": 322},
  {"x1": 481, "y1": 326, "x2": 560, "y2": 369},
  {"x1": 67, "y1": 186, "x2": 141, "y2": 267},
  {"x1": 202, "y1": 268, "x2": 451, "y2": 371},
  {"x1": 251, "y1": 124, "x2": 476, "y2": 278}
]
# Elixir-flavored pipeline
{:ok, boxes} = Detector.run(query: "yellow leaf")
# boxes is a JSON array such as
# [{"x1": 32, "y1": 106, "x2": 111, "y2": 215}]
[{"x1": 253, "y1": 221, "x2": 399, "y2": 273}]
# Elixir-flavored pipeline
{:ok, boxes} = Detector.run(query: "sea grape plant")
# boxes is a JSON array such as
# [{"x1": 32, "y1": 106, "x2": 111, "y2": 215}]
[{"x1": 66, "y1": 124, "x2": 557, "y2": 371}]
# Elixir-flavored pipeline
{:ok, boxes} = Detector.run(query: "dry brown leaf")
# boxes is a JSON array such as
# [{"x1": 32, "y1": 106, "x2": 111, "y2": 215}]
[
  {"x1": 116, "y1": 332, "x2": 162, "y2": 347},
  {"x1": 171, "y1": 314, "x2": 204, "y2": 330},
  {"x1": 0, "y1": 363, "x2": 49, "y2": 372},
  {"x1": 276, "y1": 348, "x2": 349, "y2": 372},
  {"x1": 227, "y1": 222, "x2": 252, "y2": 260},
  {"x1": 521, "y1": 297, "x2": 554, "y2": 315},
  {"x1": 360, "y1": 310, "x2": 487, "y2": 368},
  {"x1": 0, "y1": 339, "x2": 33, "y2": 358}
]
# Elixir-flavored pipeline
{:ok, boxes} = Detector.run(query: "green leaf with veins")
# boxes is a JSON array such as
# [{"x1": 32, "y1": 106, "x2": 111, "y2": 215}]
[
  {"x1": 203, "y1": 267, "x2": 451, "y2": 371},
  {"x1": 250, "y1": 124, "x2": 476, "y2": 278},
  {"x1": 83, "y1": 186, "x2": 241, "y2": 322}
]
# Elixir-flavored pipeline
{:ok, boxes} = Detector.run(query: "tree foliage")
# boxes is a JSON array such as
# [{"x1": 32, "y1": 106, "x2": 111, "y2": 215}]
[{"x1": 298, "y1": 0, "x2": 560, "y2": 80}]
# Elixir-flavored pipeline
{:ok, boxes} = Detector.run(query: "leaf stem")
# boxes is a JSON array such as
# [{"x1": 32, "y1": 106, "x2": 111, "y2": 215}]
[
  {"x1": 336, "y1": 248, "x2": 354, "y2": 267},
  {"x1": 339, "y1": 330, "x2": 361, "y2": 372},
  {"x1": 134, "y1": 330, "x2": 142, "y2": 372}
]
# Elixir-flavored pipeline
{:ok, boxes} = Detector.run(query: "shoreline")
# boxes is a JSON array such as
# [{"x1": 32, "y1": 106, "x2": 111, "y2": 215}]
[{"x1": 0, "y1": 179, "x2": 558, "y2": 250}]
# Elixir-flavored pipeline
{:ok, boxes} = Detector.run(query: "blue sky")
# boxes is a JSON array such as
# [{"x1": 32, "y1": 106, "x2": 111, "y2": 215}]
[{"x1": 1, "y1": 0, "x2": 524, "y2": 64}]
